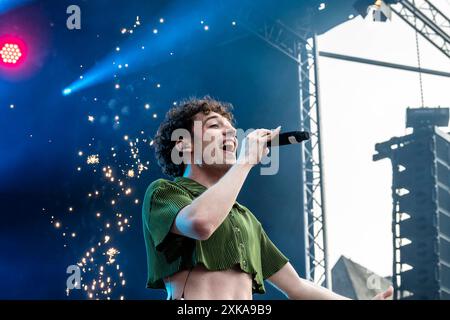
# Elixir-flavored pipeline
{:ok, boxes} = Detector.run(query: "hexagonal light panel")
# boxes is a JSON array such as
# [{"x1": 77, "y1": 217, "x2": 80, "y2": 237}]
[{"x1": 0, "y1": 43, "x2": 23, "y2": 65}]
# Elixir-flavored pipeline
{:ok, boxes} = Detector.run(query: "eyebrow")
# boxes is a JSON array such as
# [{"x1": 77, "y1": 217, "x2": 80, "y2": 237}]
[
  {"x1": 202, "y1": 114, "x2": 234, "y2": 129},
  {"x1": 203, "y1": 115, "x2": 220, "y2": 124}
]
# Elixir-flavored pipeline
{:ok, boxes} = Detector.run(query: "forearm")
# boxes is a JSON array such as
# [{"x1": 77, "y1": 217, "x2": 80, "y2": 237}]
[
  {"x1": 268, "y1": 262, "x2": 351, "y2": 300},
  {"x1": 288, "y1": 278, "x2": 351, "y2": 300},
  {"x1": 180, "y1": 163, "x2": 253, "y2": 234}
]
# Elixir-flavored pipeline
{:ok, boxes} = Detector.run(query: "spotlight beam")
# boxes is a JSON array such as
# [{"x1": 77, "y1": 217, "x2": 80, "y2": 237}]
[{"x1": 62, "y1": 0, "x2": 235, "y2": 96}]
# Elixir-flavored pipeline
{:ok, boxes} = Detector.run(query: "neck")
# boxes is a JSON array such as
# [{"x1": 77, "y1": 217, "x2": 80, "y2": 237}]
[{"x1": 183, "y1": 164, "x2": 228, "y2": 188}]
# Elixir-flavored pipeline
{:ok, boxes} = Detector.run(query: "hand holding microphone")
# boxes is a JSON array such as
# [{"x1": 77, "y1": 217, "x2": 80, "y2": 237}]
[
  {"x1": 237, "y1": 126, "x2": 281, "y2": 166},
  {"x1": 237, "y1": 127, "x2": 310, "y2": 167}
]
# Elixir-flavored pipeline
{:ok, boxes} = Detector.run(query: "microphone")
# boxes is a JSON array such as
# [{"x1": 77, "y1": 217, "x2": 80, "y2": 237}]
[{"x1": 267, "y1": 131, "x2": 310, "y2": 147}]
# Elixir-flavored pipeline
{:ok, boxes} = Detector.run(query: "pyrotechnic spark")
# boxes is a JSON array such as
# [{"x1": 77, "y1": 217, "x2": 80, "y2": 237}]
[
  {"x1": 87, "y1": 154, "x2": 99, "y2": 164},
  {"x1": 106, "y1": 248, "x2": 120, "y2": 264},
  {"x1": 49, "y1": 14, "x2": 169, "y2": 300}
]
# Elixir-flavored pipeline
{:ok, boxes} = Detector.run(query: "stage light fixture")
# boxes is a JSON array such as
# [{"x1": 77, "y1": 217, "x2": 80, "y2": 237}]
[
  {"x1": 353, "y1": 0, "x2": 397, "y2": 21},
  {"x1": 0, "y1": 42, "x2": 23, "y2": 65}
]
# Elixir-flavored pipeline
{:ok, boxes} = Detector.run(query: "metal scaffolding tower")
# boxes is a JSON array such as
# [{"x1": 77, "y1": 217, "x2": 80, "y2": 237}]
[{"x1": 237, "y1": 12, "x2": 331, "y2": 288}]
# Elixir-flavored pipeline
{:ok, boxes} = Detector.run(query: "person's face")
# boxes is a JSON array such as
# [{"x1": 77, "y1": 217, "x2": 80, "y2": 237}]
[{"x1": 191, "y1": 111, "x2": 238, "y2": 170}]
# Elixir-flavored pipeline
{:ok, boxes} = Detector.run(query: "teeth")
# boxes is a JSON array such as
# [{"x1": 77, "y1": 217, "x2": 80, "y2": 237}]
[{"x1": 223, "y1": 142, "x2": 234, "y2": 151}]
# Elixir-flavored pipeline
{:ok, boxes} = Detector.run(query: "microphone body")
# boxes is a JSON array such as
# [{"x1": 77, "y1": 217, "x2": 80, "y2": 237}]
[{"x1": 267, "y1": 131, "x2": 310, "y2": 147}]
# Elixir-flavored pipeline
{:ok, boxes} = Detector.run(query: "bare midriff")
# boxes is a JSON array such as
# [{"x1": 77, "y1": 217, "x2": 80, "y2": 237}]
[{"x1": 163, "y1": 263, "x2": 254, "y2": 300}]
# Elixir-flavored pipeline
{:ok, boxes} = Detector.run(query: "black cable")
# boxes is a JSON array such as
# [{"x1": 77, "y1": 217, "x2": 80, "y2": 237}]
[
  {"x1": 413, "y1": 0, "x2": 425, "y2": 108},
  {"x1": 180, "y1": 267, "x2": 193, "y2": 300}
]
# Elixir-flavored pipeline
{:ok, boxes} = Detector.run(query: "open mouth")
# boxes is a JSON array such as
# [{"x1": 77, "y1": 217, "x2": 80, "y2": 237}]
[{"x1": 222, "y1": 141, "x2": 236, "y2": 153}]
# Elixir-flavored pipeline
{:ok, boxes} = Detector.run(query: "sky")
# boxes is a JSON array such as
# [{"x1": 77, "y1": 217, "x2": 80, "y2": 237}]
[{"x1": 318, "y1": 1, "x2": 450, "y2": 277}]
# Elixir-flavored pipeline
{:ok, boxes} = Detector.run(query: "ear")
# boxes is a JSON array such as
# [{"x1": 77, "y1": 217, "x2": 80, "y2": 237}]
[{"x1": 175, "y1": 137, "x2": 192, "y2": 153}]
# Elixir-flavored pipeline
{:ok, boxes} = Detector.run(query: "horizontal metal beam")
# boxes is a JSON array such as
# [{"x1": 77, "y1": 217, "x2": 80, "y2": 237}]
[
  {"x1": 319, "y1": 51, "x2": 450, "y2": 78},
  {"x1": 391, "y1": 0, "x2": 450, "y2": 58}
]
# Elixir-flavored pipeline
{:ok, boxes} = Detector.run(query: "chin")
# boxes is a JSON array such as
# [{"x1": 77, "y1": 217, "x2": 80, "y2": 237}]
[
  {"x1": 207, "y1": 162, "x2": 234, "y2": 172},
  {"x1": 201, "y1": 151, "x2": 236, "y2": 170}
]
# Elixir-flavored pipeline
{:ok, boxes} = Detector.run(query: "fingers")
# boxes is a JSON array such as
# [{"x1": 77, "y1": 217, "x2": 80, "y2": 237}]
[
  {"x1": 383, "y1": 286, "x2": 393, "y2": 299},
  {"x1": 372, "y1": 293, "x2": 383, "y2": 300},
  {"x1": 372, "y1": 286, "x2": 393, "y2": 300},
  {"x1": 254, "y1": 129, "x2": 272, "y2": 138},
  {"x1": 253, "y1": 126, "x2": 281, "y2": 140},
  {"x1": 268, "y1": 126, "x2": 281, "y2": 141}
]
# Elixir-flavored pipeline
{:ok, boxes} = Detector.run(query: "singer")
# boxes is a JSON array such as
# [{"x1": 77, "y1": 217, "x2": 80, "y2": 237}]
[{"x1": 142, "y1": 96, "x2": 393, "y2": 300}]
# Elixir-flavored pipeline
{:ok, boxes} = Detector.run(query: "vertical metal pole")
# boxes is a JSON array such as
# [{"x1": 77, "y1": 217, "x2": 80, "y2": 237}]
[
  {"x1": 298, "y1": 44, "x2": 311, "y2": 282},
  {"x1": 298, "y1": 33, "x2": 330, "y2": 289},
  {"x1": 312, "y1": 34, "x2": 331, "y2": 289}
]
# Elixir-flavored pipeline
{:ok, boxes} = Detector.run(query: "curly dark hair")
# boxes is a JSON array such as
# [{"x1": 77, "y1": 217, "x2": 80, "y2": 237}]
[{"x1": 154, "y1": 96, "x2": 235, "y2": 177}]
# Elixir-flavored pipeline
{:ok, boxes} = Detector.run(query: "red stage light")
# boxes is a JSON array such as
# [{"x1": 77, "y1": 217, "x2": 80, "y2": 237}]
[
  {"x1": 0, "y1": 37, "x2": 27, "y2": 70},
  {"x1": 0, "y1": 5, "x2": 49, "y2": 79},
  {"x1": 0, "y1": 42, "x2": 23, "y2": 64}
]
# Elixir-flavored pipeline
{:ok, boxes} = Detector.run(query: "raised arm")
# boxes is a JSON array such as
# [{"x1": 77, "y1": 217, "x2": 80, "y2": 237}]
[
  {"x1": 266, "y1": 262, "x2": 350, "y2": 300},
  {"x1": 172, "y1": 127, "x2": 281, "y2": 240},
  {"x1": 267, "y1": 262, "x2": 393, "y2": 300}
]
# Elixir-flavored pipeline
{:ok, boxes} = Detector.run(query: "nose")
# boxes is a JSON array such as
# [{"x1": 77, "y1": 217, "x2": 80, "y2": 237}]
[{"x1": 223, "y1": 126, "x2": 237, "y2": 139}]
